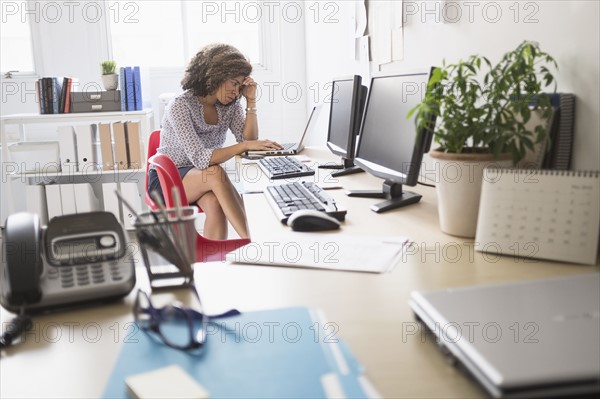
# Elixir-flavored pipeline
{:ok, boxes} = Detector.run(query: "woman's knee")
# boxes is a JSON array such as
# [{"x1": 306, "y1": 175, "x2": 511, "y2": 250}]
[
  {"x1": 198, "y1": 192, "x2": 224, "y2": 215},
  {"x1": 202, "y1": 164, "x2": 231, "y2": 185}
]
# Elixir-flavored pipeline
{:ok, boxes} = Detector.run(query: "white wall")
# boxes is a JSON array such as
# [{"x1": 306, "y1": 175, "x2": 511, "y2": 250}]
[
  {"x1": 0, "y1": 0, "x2": 308, "y2": 144},
  {"x1": 305, "y1": 0, "x2": 600, "y2": 170}
]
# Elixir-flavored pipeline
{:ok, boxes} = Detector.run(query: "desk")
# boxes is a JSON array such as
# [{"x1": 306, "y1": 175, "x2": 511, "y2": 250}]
[{"x1": 1, "y1": 147, "x2": 598, "y2": 398}]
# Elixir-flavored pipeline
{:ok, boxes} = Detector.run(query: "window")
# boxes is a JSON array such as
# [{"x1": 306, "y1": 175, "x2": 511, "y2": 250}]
[
  {"x1": 1, "y1": 6, "x2": 35, "y2": 73},
  {"x1": 107, "y1": 0, "x2": 262, "y2": 69}
]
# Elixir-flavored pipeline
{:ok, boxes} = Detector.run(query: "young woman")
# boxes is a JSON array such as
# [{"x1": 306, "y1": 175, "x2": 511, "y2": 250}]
[{"x1": 148, "y1": 43, "x2": 282, "y2": 239}]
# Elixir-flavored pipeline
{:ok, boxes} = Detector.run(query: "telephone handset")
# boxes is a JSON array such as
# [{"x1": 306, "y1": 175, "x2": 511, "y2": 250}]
[{"x1": 1, "y1": 211, "x2": 136, "y2": 313}]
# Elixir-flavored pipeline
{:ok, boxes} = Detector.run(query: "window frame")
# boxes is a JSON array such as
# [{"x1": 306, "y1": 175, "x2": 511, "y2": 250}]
[
  {"x1": 1, "y1": 2, "x2": 41, "y2": 78},
  {"x1": 103, "y1": 0, "x2": 275, "y2": 74}
]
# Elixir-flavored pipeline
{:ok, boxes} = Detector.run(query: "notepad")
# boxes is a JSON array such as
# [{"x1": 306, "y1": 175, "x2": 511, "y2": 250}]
[
  {"x1": 125, "y1": 365, "x2": 209, "y2": 399},
  {"x1": 226, "y1": 234, "x2": 410, "y2": 273},
  {"x1": 475, "y1": 168, "x2": 600, "y2": 265}
]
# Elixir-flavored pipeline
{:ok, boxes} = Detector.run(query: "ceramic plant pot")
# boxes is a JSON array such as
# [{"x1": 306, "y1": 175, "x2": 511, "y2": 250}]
[
  {"x1": 429, "y1": 148, "x2": 512, "y2": 238},
  {"x1": 101, "y1": 74, "x2": 119, "y2": 90}
]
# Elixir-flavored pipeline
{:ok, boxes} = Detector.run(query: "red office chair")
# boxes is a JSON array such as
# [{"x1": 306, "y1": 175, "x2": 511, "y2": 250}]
[
  {"x1": 148, "y1": 153, "x2": 251, "y2": 262},
  {"x1": 144, "y1": 129, "x2": 162, "y2": 210}
]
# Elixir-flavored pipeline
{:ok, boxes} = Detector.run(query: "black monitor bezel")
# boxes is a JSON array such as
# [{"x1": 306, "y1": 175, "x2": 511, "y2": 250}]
[
  {"x1": 325, "y1": 75, "x2": 365, "y2": 162},
  {"x1": 354, "y1": 69, "x2": 436, "y2": 187}
]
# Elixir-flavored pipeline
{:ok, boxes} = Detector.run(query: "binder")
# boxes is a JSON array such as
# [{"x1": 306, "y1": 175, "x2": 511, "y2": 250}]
[
  {"x1": 57, "y1": 125, "x2": 78, "y2": 173},
  {"x1": 98, "y1": 123, "x2": 115, "y2": 170},
  {"x1": 125, "y1": 67, "x2": 135, "y2": 111},
  {"x1": 60, "y1": 184, "x2": 77, "y2": 215},
  {"x1": 124, "y1": 121, "x2": 143, "y2": 169},
  {"x1": 102, "y1": 182, "x2": 122, "y2": 222},
  {"x1": 119, "y1": 67, "x2": 127, "y2": 111},
  {"x1": 45, "y1": 184, "x2": 63, "y2": 220},
  {"x1": 476, "y1": 168, "x2": 600, "y2": 265},
  {"x1": 132, "y1": 66, "x2": 143, "y2": 111},
  {"x1": 112, "y1": 122, "x2": 129, "y2": 170},
  {"x1": 26, "y1": 185, "x2": 48, "y2": 226},
  {"x1": 119, "y1": 182, "x2": 142, "y2": 229},
  {"x1": 74, "y1": 124, "x2": 98, "y2": 172},
  {"x1": 73, "y1": 183, "x2": 101, "y2": 213},
  {"x1": 544, "y1": 93, "x2": 576, "y2": 170},
  {"x1": 102, "y1": 307, "x2": 377, "y2": 398}
]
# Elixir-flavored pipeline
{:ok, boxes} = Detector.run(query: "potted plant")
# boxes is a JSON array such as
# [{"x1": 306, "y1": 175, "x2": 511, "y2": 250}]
[
  {"x1": 409, "y1": 41, "x2": 557, "y2": 237},
  {"x1": 101, "y1": 60, "x2": 118, "y2": 90}
]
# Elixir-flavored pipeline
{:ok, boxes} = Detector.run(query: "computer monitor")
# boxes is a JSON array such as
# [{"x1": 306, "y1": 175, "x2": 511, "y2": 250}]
[
  {"x1": 319, "y1": 76, "x2": 368, "y2": 177},
  {"x1": 346, "y1": 69, "x2": 436, "y2": 213}
]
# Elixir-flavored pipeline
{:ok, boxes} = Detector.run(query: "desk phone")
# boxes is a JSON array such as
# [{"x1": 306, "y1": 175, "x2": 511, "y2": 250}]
[{"x1": 1, "y1": 211, "x2": 136, "y2": 313}]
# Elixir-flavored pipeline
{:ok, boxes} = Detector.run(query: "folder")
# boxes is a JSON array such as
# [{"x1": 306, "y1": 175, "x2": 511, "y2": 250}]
[
  {"x1": 60, "y1": 184, "x2": 77, "y2": 215},
  {"x1": 119, "y1": 182, "x2": 142, "y2": 229},
  {"x1": 98, "y1": 122, "x2": 115, "y2": 170},
  {"x1": 124, "y1": 121, "x2": 143, "y2": 170},
  {"x1": 102, "y1": 307, "x2": 378, "y2": 398},
  {"x1": 45, "y1": 184, "x2": 63, "y2": 220},
  {"x1": 102, "y1": 182, "x2": 122, "y2": 222},
  {"x1": 74, "y1": 124, "x2": 98, "y2": 172},
  {"x1": 26, "y1": 185, "x2": 48, "y2": 226},
  {"x1": 57, "y1": 125, "x2": 78, "y2": 173},
  {"x1": 112, "y1": 122, "x2": 129, "y2": 170},
  {"x1": 74, "y1": 183, "x2": 101, "y2": 213}
]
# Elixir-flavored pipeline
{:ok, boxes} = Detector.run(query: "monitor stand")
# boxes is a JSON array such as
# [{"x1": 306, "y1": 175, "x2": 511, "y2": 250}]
[
  {"x1": 318, "y1": 158, "x2": 365, "y2": 177},
  {"x1": 346, "y1": 180, "x2": 422, "y2": 213}
]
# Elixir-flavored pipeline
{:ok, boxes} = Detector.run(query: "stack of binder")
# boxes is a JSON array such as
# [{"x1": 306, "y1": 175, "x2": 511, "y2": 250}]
[{"x1": 103, "y1": 307, "x2": 378, "y2": 398}]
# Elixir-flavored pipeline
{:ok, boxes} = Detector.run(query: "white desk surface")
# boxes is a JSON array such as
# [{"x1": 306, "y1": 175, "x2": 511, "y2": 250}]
[{"x1": 1, "y1": 147, "x2": 598, "y2": 398}]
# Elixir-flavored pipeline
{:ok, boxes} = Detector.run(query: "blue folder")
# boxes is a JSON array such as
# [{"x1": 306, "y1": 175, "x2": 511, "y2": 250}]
[{"x1": 102, "y1": 307, "x2": 375, "y2": 398}]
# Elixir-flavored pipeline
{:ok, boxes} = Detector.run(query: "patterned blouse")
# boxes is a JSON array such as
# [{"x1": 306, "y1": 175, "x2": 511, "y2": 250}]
[{"x1": 157, "y1": 90, "x2": 245, "y2": 170}]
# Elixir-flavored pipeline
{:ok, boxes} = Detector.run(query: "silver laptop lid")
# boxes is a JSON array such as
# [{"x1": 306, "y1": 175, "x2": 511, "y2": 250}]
[
  {"x1": 410, "y1": 274, "x2": 600, "y2": 397},
  {"x1": 247, "y1": 105, "x2": 322, "y2": 156}
]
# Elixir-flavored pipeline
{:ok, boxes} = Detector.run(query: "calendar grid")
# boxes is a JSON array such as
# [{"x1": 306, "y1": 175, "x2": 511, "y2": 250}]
[{"x1": 475, "y1": 169, "x2": 600, "y2": 265}]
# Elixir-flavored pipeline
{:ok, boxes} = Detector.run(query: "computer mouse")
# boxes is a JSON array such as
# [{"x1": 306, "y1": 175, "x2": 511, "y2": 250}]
[{"x1": 287, "y1": 209, "x2": 341, "y2": 232}]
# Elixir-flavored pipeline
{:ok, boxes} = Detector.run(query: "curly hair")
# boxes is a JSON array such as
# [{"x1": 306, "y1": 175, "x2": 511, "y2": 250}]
[{"x1": 181, "y1": 43, "x2": 252, "y2": 98}]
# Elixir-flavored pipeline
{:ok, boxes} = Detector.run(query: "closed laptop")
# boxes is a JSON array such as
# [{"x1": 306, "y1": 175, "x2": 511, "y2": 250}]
[{"x1": 409, "y1": 274, "x2": 600, "y2": 398}]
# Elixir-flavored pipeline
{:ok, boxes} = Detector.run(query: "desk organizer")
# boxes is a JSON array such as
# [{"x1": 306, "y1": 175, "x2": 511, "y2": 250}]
[{"x1": 133, "y1": 206, "x2": 198, "y2": 289}]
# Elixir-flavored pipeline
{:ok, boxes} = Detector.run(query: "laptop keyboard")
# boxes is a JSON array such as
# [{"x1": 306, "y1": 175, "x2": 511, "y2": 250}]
[
  {"x1": 259, "y1": 156, "x2": 315, "y2": 180},
  {"x1": 264, "y1": 181, "x2": 347, "y2": 222}
]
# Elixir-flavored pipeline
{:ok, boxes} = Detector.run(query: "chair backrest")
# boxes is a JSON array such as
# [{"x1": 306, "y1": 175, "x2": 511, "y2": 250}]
[
  {"x1": 145, "y1": 130, "x2": 161, "y2": 210},
  {"x1": 148, "y1": 153, "x2": 189, "y2": 209}
]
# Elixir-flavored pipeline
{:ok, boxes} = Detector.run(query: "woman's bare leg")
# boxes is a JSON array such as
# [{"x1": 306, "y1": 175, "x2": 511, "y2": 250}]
[
  {"x1": 196, "y1": 192, "x2": 227, "y2": 240},
  {"x1": 182, "y1": 165, "x2": 249, "y2": 238}
]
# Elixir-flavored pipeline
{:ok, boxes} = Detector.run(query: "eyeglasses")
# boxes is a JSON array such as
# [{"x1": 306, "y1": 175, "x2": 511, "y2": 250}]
[{"x1": 133, "y1": 284, "x2": 240, "y2": 352}]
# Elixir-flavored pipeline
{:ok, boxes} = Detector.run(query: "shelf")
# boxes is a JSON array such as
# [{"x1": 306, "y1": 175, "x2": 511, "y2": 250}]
[
  {"x1": 10, "y1": 168, "x2": 145, "y2": 179},
  {"x1": 1, "y1": 109, "x2": 153, "y2": 124},
  {"x1": 1, "y1": 110, "x2": 155, "y2": 223}
]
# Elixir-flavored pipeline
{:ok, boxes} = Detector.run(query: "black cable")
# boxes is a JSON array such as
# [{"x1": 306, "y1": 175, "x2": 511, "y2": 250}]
[
  {"x1": 417, "y1": 181, "x2": 436, "y2": 188},
  {"x1": 0, "y1": 309, "x2": 33, "y2": 350}
]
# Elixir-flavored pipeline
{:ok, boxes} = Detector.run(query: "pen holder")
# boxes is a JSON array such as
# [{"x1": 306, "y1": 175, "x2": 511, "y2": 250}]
[{"x1": 133, "y1": 206, "x2": 198, "y2": 289}]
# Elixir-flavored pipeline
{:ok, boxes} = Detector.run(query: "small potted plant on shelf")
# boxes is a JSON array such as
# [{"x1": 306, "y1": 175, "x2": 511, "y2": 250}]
[
  {"x1": 101, "y1": 60, "x2": 118, "y2": 90},
  {"x1": 409, "y1": 41, "x2": 557, "y2": 237}
]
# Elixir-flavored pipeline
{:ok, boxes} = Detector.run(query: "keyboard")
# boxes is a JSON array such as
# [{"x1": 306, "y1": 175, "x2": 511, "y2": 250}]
[
  {"x1": 264, "y1": 181, "x2": 347, "y2": 223},
  {"x1": 258, "y1": 156, "x2": 315, "y2": 180}
]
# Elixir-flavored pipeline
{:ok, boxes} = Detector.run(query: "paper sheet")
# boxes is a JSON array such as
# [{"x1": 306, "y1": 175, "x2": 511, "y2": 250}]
[{"x1": 226, "y1": 234, "x2": 411, "y2": 273}]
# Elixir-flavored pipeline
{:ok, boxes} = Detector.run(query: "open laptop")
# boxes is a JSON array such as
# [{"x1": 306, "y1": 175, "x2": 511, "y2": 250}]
[
  {"x1": 409, "y1": 274, "x2": 600, "y2": 398},
  {"x1": 246, "y1": 105, "x2": 322, "y2": 156}
]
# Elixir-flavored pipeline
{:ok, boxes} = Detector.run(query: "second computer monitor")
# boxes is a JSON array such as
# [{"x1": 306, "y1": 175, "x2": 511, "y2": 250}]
[
  {"x1": 323, "y1": 75, "x2": 367, "y2": 177},
  {"x1": 349, "y1": 69, "x2": 436, "y2": 213}
]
